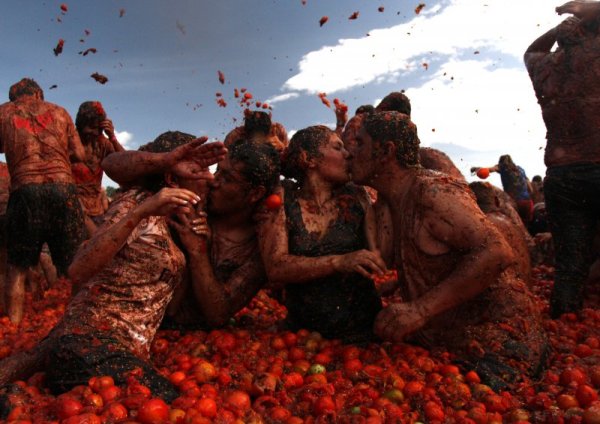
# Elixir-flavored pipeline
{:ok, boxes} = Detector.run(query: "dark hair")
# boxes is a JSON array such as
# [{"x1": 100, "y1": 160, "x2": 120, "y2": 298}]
[
  {"x1": 282, "y1": 125, "x2": 332, "y2": 182},
  {"x1": 228, "y1": 139, "x2": 281, "y2": 197},
  {"x1": 498, "y1": 154, "x2": 517, "y2": 172},
  {"x1": 375, "y1": 92, "x2": 411, "y2": 116},
  {"x1": 244, "y1": 110, "x2": 271, "y2": 136},
  {"x1": 76, "y1": 101, "x2": 107, "y2": 132},
  {"x1": 355, "y1": 104, "x2": 375, "y2": 115},
  {"x1": 138, "y1": 131, "x2": 196, "y2": 192},
  {"x1": 532, "y1": 175, "x2": 542, "y2": 183},
  {"x1": 363, "y1": 111, "x2": 420, "y2": 167},
  {"x1": 9, "y1": 78, "x2": 44, "y2": 101},
  {"x1": 469, "y1": 181, "x2": 498, "y2": 213}
]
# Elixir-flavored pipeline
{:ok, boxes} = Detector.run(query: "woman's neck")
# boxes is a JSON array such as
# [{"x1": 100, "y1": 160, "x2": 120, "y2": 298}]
[{"x1": 300, "y1": 172, "x2": 336, "y2": 207}]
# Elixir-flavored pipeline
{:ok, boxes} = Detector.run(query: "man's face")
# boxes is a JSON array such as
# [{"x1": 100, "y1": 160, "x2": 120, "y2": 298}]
[
  {"x1": 208, "y1": 156, "x2": 253, "y2": 215},
  {"x1": 349, "y1": 126, "x2": 377, "y2": 185},
  {"x1": 81, "y1": 121, "x2": 103, "y2": 138}
]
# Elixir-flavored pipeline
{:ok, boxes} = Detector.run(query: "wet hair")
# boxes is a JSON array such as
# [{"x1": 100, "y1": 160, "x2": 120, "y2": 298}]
[
  {"x1": 362, "y1": 111, "x2": 420, "y2": 167},
  {"x1": 355, "y1": 104, "x2": 375, "y2": 115},
  {"x1": 282, "y1": 125, "x2": 332, "y2": 182},
  {"x1": 469, "y1": 181, "x2": 499, "y2": 213},
  {"x1": 9, "y1": 78, "x2": 44, "y2": 101},
  {"x1": 375, "y1": 92, "x2": 411, "y2": 116},
  {"x1": 228, "y1": 139, "x2": 281, "y2": 198},
  {"x1": 244, "y1": 110, "x2": 271, "y2": 136},
  {"x1": 75, "y1": 101, "x2": 107, "y2": 132},
  {"x1": 138, "y1": 131, "x2": 196, "y2": 192},
  {"x1": 532, "y1": 175, "x2": 542, "y2": 183},
  {"x1": 498, "y1": 154, "x2": 517, "y2": 173}
]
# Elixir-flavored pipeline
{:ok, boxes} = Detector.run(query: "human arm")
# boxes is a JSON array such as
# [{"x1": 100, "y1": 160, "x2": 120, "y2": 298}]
[
  {"x1": 524, "y1": 25, "x2": 559, "y2": 71},
  {"x1": 67, "y1": 116, "x2": 86, "y2": 163},
  {"x1": 257, "y1": 186, "x2": 386, "y2": 287},
  {"x1": 374, "y1": 185, "x2": 513, "y2": 342},
  {"x1": 334, "y1": 99, "x2": 349, "y2": 137},
  {"x1": 470, "y1": 165, "x2": 499, "y2": 174},
  {"x1": 68, "y1": 187, "x2": 200, "y2": 287},
  {"x1": 168, "y1": 212, "x2": 265, "y2": 327},
  {"x1": 101, "y1": 137, "x2": 226, "y2": 186}
]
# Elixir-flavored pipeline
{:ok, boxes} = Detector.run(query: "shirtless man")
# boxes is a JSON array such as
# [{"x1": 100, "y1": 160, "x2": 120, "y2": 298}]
[
  {"x1": 349, "y1": 111, "x2": 547, "y2": 388},
  {"x1": 102, "y1": 138, "x2": 279, "y2": 328},
  {"x1": 0, "y1": 78, "x2": 86, "y2": 324},
  {"x1": 524, "y1": 0, "x2": 600, "y2": 316},
  {"x1": 73, "y1": 101, "x2": 125, "y2": 235}
]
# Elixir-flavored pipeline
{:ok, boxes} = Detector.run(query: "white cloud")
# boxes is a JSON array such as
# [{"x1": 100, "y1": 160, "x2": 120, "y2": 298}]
[
  {"x1": 284, "y1": 0, "x2": 562, "y2": 94},
  {"x1": 115, "y1": 130, "x2": 133, "y2": 147},
  {"x1": 265, "y1": 92, "x2": 300, "y2": 105},
  {"x1": 282, "y1": 0, "x2": 563, "y2": 179}
]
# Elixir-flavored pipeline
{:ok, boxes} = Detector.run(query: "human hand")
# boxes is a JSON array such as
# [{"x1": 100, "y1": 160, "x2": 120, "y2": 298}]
[
  {"x1": 168, "y1": 209, "x2": 210, "y2": 251},
  {"x1": 334, "y1": 249, "x2": 386, "y2": 278},
  {"x1": 171, "y1": 160, "x2": 215, "y2": 181},
  {"x1": 100, "y1": 119, "x2": 116, "y2": 141},
  {"x1": 470, "y1": 166, "x2": 480, "y2": 174},
  {"x1": 556, "y1": 1, "x2": 600, "y2": 20},
  {"x1": 169, "y1": 137, "x2": 227, "y2": 170},
  {"x1": 137, "y1": 187, "x2": 200, "y2": 218},
  {"x1": 374, "y1": 302, "x2": 428, "y2": 342}
]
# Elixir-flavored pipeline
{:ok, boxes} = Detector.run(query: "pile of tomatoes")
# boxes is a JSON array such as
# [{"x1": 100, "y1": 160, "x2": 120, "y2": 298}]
[{"x1": 1, "y1": 266, "x2": 600, "y2": 423}]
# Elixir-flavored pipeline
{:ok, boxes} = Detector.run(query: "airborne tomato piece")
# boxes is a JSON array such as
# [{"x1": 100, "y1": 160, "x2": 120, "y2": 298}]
[
  {"x1": 348, "y1": 11, "x2": 359, "y2": 20},
  {"x1": 415, "y1": 3, "x2": 426, "y2": 14},
  {"x1": 218, "y1": 70, "x2": 225, "y2": 84},
  {"x1": 319, "y1": 16, "x2": 329, "y2": 27}
]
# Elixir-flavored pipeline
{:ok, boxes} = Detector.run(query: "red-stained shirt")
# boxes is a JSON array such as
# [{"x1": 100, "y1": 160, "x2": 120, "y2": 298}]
[
  {"x1": 54, "y1": 189, "x2": 186, "y2": 359},
  {"x1": 0, "y1": 97, "x2": 80, "y2": 190},
  {"x1": 72, "y1": 136, "x2": 114, "y2": 217}
]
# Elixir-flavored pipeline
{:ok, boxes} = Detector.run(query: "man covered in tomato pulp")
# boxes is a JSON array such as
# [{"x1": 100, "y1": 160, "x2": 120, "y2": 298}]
[
  {"x1": 524, "y1": 0, "x2": 600, "y2": 317},
  {"x1": 349, "y1": 111, "x2": 548, "y2": 390},
  {"x1": 0, "y1": 78, "x2": 86, "y2": 324}
]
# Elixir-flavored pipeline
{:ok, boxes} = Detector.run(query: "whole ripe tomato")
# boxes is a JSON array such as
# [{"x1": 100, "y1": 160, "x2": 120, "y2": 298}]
[
  {"x1": 476, "y1": 168, "x2": 490, "y2": 179},
  {"x1": 265, "y1": 194, "x2": 283, "y2": 210},
  {"x1": 137, "y1": 398, "x2": 170, "y2": 424}
]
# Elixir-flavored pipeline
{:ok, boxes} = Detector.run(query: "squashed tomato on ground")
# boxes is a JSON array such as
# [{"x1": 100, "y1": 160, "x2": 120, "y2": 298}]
[{"x1": 1, "y1": 267, "x2": 599, "y2": 422}]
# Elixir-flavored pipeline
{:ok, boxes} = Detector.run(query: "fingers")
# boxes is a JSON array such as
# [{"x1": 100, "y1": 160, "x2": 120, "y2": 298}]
[{"x1": 374, "y1": 307, "x2": 406, "y2": 343}]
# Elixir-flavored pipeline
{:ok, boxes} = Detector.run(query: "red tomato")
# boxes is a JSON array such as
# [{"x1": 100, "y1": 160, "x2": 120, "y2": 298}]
[
  {"x1": 137, "y1": 398, "x2": 170, "y2": 424},
  {"x1": 476, "y1": 168, "x2": 490, "y2": 179},
  {"x1": 225, "y1": 390, "x2": 251, "y2": 414},
  {"x1": 265, "y1": 194, "x2": 283, "y2": 210},
  {"x1": 196, "y1": 398, "x2": 218, "y2": 418},
  {"x1": 55, "y1": 396, "x2": 84, "y2": 419}
]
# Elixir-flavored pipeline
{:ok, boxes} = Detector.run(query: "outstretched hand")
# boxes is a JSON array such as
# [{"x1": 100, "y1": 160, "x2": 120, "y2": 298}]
[
  {"x1": 137, "y1": 187, "x2": 200, "y2": 218},
  {"x1": 374, "y1": 302, "x2": 429, "y2": 343}
]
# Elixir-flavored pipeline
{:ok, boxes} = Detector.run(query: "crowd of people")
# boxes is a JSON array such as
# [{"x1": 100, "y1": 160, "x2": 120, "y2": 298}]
[{"x1": 0, "y1": 0, "x2": 598, "y2": 403}]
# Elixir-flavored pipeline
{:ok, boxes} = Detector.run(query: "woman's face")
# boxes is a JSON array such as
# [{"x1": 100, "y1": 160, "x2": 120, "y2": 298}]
[{"x1": 313, "y1": 132, "x2": 351, "y2": 184}]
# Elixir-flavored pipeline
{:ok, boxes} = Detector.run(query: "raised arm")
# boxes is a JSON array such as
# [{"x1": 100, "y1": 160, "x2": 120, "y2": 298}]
[
  {"x1": 101, "y1": 137, "x2": 226, "y2": 186},
  {"x1": 375, "y1": 186, "x2": 513, "y2": 342},
  {"x1": 68, "y1": 187, "x2": 200, "y2": 287},
  {"x1": 257, "y1": 186, "x2": 386, "y2": 287},
  {"x1": 168, "y1": 212, "x2": 265, "y2": 327},
  {"x1": 100, "y1": 118, "x2": 125, "y2": 153}
]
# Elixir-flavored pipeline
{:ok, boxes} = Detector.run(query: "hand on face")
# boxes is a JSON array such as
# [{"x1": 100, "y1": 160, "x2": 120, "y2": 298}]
[
  {"x1": 172, "y1": 137, "x2": 228, "y2": 169},
  {"x1": 100, "y1": 119, "x2": 116, "y2": 140},
  {"x1": 138, "y1": 187, "x2": 200, "y2": 218}
]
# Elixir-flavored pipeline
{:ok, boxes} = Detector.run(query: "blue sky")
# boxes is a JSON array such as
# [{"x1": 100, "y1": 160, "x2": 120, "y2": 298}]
[{"x1": 1, "y1": 0, "x2": 563, "y2": 188}]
